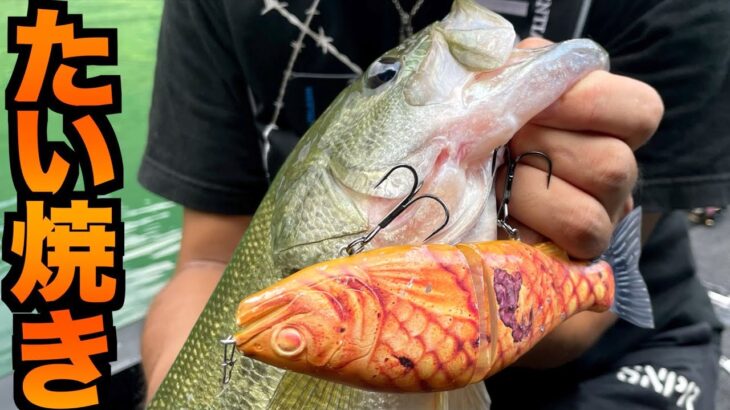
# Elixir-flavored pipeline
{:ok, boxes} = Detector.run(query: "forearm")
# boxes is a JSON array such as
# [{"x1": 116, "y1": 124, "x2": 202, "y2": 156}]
[
  {"x1": 141, "y1": 262, "x2": 224, "y2": 398},
  {"x1": 141, "y1": 210, "x2": 252, "y2": 399}
]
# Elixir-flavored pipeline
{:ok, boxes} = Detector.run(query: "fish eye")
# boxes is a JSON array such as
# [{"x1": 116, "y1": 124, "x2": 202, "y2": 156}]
[{"x1": 365, "y1": 57, "x2": 401, "y2": 90}]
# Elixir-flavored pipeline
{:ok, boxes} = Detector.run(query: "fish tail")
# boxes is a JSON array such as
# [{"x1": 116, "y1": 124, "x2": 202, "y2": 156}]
[{"x1": 603, "y1": 206, "x2": 655, "y2": 328}]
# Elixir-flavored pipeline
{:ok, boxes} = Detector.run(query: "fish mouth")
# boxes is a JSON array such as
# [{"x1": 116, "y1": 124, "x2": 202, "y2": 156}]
[{"x1": 359, "y1": 48, "x2": 564, "y2": 246}]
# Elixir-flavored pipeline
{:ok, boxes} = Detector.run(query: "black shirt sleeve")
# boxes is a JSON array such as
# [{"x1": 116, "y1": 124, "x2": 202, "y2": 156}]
[
  {"x1": 138, "y1": 0, "x2": 268, "y2": 215},
  {"x1": 585, "y1": 0, "x2": 730, "y2": 211}
]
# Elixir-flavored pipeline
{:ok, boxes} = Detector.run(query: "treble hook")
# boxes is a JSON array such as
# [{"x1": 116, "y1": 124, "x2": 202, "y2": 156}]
[
  {"x1": 491, "y1": 146, "x2": 502, "y2": 176},
  {"x1": 497, "y1": 149, "x2": 553, "y2": 240},
  {"x1": 220, "y1": 336, "x2": 237, "y2": 386},
  {"x1": 342, "y1": 164, "x2": 450, "y2": 255}
]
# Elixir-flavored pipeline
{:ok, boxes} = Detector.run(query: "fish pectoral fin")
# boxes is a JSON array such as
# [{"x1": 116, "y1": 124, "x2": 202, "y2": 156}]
[{"x1": 534, "y1": 242, "x2": 570, "y2": 260}]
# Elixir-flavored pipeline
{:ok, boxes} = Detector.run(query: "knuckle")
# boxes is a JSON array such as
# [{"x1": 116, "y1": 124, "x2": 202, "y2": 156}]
[
  {"x1": 562, "y1": 201, "x2": 612, "y2": 258},
  {"x1": 596, "y1": 141, "x2": 638, "y2": 193}
]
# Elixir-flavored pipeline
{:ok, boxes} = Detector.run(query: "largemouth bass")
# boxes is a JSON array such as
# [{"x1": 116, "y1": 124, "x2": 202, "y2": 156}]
[
  {"x1": 233, "y1": 208, "x2": 653, "y2": 393},
  {"x1": 148, "y1": 0, "x2": 612, "y2": 408}
]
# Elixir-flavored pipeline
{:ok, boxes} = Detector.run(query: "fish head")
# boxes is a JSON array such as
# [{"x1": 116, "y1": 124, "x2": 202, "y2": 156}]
[
  {"x1": 269, "y1": 0, "x2": 609, "y2": 275},
  {"x1": 234, "y1": 264, "x2": 383, "y2": 377}
]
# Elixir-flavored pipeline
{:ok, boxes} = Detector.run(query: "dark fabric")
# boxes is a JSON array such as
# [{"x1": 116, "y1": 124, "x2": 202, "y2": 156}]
[
  {"x1": 139, "y1": 0, "x2": 727, "y2": 405},
  {"x1": 139, "y1": 0, "x2": 269, "y2": 214},
  {"x1": 486, "y1": 322, "x2": 721, "y2": 410}
]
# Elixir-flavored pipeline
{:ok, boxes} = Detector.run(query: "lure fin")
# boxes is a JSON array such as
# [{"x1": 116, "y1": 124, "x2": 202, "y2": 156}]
[
  {"x1": 603, "y1": 207, "x2": 655, "y2": 328},
  {"x1": 534, "y1": 242, "x2": 569, "y2": 260}
]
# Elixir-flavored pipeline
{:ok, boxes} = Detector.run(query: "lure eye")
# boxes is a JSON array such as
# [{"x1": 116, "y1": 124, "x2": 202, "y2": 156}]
[
  {"x1": 365, "y1": 57, "x2": 401, "y2": 90},
  {"x1": 271, "y1": 327, "x2": 305, "y2": 357}
]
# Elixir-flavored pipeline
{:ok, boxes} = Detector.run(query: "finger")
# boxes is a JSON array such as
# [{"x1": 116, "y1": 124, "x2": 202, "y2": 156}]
[
  {"x1": 509, "y1": 124, "x2": 638, "y2": 221},
  {"x1": 531, "y1": 70, "x2": 664, "y2": 149},
  {"x1": 516, "y1": 37, "x2": 553, "y2": 49},
  {"x1": 495, "y1": 164, "x2": 613, "y2": 259}
]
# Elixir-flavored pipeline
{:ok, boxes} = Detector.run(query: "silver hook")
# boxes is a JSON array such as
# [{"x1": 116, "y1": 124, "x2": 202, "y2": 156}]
[
  {"x1": 497, "y1": 148, "x2": 552, "y2": 240},
  {"x1": 220, "y1": 336, "x2": 237, "y2": 386},
  {"x1": 491, "y1": 146, "x2": 502, "y2": 176},
  {"x1": 341, "y1": 164, "x2": 450, "y2": 255}
]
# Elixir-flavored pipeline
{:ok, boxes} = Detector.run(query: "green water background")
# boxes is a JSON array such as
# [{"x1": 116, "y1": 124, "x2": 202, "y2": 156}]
[{"x1": 0, "y1": 0, "x2": 177, "y2": 377}]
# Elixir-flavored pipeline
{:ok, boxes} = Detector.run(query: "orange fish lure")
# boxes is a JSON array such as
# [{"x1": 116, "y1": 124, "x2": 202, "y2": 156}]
[{"x1": 234, "y1": 209, "x2": 652, "y2": 393}]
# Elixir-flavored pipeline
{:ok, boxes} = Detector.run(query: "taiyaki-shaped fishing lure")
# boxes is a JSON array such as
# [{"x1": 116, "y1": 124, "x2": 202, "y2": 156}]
[{"x1": 235, "y1": 209, "x2": 653, "y2": 392}]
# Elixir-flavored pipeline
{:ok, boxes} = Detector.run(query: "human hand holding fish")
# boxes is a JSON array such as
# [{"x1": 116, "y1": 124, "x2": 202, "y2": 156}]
[
  {"x1": 496, "y1": 38, "x2": 662, "y2": 257},
  {"x1": 489, "y1": 37, "x2": 663, "y2": 368}
]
